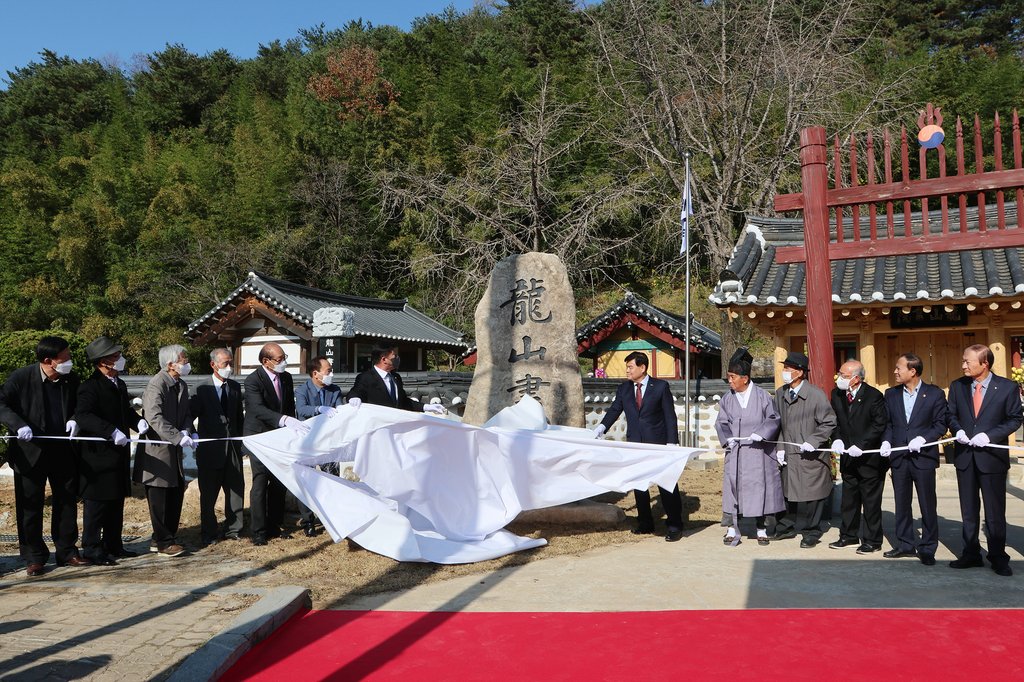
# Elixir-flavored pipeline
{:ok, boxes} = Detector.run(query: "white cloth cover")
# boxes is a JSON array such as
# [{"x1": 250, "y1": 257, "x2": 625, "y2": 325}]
[{"x1": 241, "y1": 395, "x2": 701, "y2": 564}]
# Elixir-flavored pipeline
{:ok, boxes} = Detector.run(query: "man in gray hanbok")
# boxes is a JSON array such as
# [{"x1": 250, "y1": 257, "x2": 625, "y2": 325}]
[
  {"x1": 715, "y1": 349, "x2": 783, "y2": 546},
  {"x1": 771, "y1": 351, "x2": 838, "y2": 548}
]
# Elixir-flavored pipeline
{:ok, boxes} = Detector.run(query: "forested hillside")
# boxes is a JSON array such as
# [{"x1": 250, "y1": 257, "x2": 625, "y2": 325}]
[{"x1": 1, "y1": 0, "x2": 1021, "y2": 370}]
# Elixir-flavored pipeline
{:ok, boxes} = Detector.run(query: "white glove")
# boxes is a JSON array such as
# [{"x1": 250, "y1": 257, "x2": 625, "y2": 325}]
[
  {"x1": 879, "y1": 441, "x2": 892, "y2": 457},
  {"x1": 955, "y1": 429, "x2": 970, "y2": 445},
  {"x1": 831, "y1": 439, "x2": 846, "y2": 455},
  {"x1": 131, "y1": 397, "x2": 143, "y2": 408},
  {"x1": 593, "y1": 424, "x2": 607, "y2": 439},
  {"x1": 847, "y1": 445, "x2": 863, "y2": 458},
  {"x1": 749, "y1": 432, "x2": 764, "y2": 442},
  {"x1": 178, "y1": 430, "x2": 195, "y2": 449},
  {"x1": 16, "y1": 426, "x2": 33, "y2": 441},
  {"x1": 800, "y1": 441, "x2": 815, "y2": 453},
  {"x1": 969, "y1": 432, "x2": 990, "y2": 448},
  {"x1": 423, "y1": 404, "x2": 446, "y2": 415},
  {"x1": 317, "y1": 406, "x2": 337, "y2": 417},
  {"x1": 66, "y1": 419, "x2": 80, "y2": 438},
  {"x1": 283, "y1": 416, "x2": 310, "y2": 434},
  {"x1": 776, "y1": 451, "x2": 786, "y2": 465},
  {"x1": 908, "y1": 435, "x2": 926, "y2": 453},
  {"x1": 137, "y1": 419, "x2": 149, "y2": 435},
  {"x1": 112, "y1": 429, "x2": 130, "y2": 447},
  {"x1": 347, "y1": 397, "x2": 362, "y2": 409}
]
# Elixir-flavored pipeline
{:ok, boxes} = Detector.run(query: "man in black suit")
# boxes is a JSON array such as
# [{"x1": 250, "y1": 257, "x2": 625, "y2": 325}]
[
  {"x1": 346, "y1": 346, "x2": 446, "y2": 415},
  {"x1": 190, "y1": 348, "x2": 245, "y2": 546},
  {"x1": 243, "y1": 341, "x2": 309, "y2": 546},
  {"x1": 76, "y1": 336, "x2": 148, "y2": 565},
  {"x1": 0, "y1": 335, "x2": 91, "y2": 576},
  {"x1": 593, "y1": 351, "x2": 684, "y2": 542},
  {"x1": 827, "y1": 359, "x2": 888, "y2": 555},
  {"x1": 879, "y1": 352, "x2": 948, "y2": 566},
  {"x1": 947, "y1": 343, "x2": 1023, "y2": 576}
]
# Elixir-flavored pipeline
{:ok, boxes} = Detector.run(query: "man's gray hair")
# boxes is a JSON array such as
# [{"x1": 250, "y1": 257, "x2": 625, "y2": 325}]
[
  {"x1": 847, "y1": 359, "x2": 866, "y2": 379},
  {"x1": 210, "y1": 347, "x2": 232, "y2": 363},
  {"x1": 159, "y1": 344, "x2": 187, "y2": 369}
]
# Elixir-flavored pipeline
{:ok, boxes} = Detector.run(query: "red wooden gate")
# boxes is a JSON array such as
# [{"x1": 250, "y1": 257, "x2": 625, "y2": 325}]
[{"x1": 773, "y1": 104, "x2": 1024, "y2": 392}]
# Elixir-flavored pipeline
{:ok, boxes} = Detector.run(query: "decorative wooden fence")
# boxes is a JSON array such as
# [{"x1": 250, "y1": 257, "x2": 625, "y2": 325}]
[{"x1": 772, "y1": 103, "x2": 1024, "y2": 392}]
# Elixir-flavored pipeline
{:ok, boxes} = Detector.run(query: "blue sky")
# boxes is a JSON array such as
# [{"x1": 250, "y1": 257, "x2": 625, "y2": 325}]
[{"x1": 2, "y1": 0, "x2": 479, "y2": 83}]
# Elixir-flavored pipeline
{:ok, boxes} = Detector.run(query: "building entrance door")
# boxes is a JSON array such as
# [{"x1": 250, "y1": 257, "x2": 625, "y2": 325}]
[{"x1": 876, "y1": 330, "x2": 986, "y2": 391}]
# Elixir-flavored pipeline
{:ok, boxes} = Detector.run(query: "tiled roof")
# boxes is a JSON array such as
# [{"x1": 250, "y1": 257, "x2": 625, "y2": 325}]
[
  {"x1": 710, "y1": 203, "x2": 1024, "y2": 307},
  {"x1": 577, "y1": 291, "x2": 721, "y2": 352},
  {"x1": 186, "y1": 271, "x2": 467, "y2": 349}
]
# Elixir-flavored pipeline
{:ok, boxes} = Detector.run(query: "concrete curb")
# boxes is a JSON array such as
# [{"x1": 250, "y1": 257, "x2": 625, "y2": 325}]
[{"x1": 167, "y1": 585, "x2": 310, "y2": 682}]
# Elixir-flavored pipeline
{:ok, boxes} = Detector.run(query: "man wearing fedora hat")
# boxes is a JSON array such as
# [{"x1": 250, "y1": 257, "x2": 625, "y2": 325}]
[
  {"x1": 772, "y1": 351, "x2": 837, "y2": 547},
  {"x1": 75, "y1": 336, "x2": 150, "y2": 565}
]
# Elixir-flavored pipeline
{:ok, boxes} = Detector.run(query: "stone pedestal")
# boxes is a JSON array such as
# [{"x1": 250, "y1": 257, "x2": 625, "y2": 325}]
[{"x1": 463, "y1": 252, "x2": 584, "y2": 427}]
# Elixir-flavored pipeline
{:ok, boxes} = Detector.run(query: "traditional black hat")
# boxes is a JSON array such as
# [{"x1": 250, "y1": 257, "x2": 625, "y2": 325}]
[
  {"x1": 85, "y1": 336, "x2": 122, "y2": 363},
  {"x1": 728, "y1": 347, "x2": 753, "y2": 376},
  {"x1": 781, "y1": 351, "x2": 810, "y2": 371}
]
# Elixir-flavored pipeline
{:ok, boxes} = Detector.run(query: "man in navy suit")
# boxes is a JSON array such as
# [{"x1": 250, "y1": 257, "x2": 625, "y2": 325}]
[
  {"x1": 947, "y1": 343, "x2": 1023, "y2": 576},
  {"x1": 879, "y1": 353, "x2": 948, "y2": 566},
  {"x1": 243, "y1": 342, "x2": 309, "y2": 546},
  {"x1": 293, "y1": 355, "x2": 343, "y2": 536},
  {"x1": 594, "y1": 351, "x2": 684, "y2": 542},
  {"x1": 346, "y1": 346, "x2": 446, "y2": 415}
]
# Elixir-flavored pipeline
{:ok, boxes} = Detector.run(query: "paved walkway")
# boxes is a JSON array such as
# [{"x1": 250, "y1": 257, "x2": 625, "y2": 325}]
[{"x1": 2, "y1": 474, "x2": 1024, "y2": 680}]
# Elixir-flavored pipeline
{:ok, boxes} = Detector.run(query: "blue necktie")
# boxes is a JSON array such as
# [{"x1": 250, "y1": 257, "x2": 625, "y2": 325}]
[{"x1": 388, "y1": 374, "x2": 398, "y2": 403}]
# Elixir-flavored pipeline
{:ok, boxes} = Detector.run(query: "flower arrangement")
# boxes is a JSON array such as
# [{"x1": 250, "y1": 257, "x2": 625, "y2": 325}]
[
  {"x1": 1011, "y1": 366, "x2": 1024, "y2": 394},
  {"x1": 594, "y1": 368, "x2": 607, "y2": 378}
]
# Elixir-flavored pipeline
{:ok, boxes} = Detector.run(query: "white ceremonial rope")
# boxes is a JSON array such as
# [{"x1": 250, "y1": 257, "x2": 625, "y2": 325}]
[
  {"x1": 726, "y1": 435, "x2": 1024, "y2": 454},
  {"x1": 0, "y1": 434, "x2": 248, "y2": 445}
]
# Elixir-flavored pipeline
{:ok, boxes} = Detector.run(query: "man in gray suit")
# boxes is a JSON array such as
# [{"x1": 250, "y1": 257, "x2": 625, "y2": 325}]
[
  {"x1": 135, "y1": 344, "x2": 194, "y2": 557},
  {"x1": 190, "y1": 348, "x2": 244, "y2": 546},
  {"x1": 771, "y1": 351, "x2": 838, "y2": 548}
]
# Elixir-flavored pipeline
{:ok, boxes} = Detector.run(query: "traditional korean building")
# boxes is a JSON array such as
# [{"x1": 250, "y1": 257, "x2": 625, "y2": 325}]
[
  {"x1": 575, "y1": 292, "x2": 721, "y2": 380},
  {"x1": 710, "y1": 206, "x2": 1024, "y2": 391},
  {"x1": 185, "y1": 271, "x2": 468, "y2": 374}
]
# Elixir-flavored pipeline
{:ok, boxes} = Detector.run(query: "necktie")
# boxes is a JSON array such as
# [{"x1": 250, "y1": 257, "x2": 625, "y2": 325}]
[
  {"x1": 635, "y1": 383, "x2": 642, "y2": 409},
  {"x1": 318, "y1": 388, "x2": 325, "y2": 407},
  {"x1": 789, "y1": 389, "x2": 796, "y2": 402},
  {"x1": 220, "y1": 384, "x2": 229, "y2": 414},
  {"x1": 271, "y1": 373, "x2": 282, "y2": 403},
  {"x1": 973, "y1": 382, "x2": 983, "y2": 416},
  {"x1": 388, "y1": 374, "x2": 398, "y2": 403},
  {"x1": 847, "y1": 390, "x2": 854, "y2": 404}
]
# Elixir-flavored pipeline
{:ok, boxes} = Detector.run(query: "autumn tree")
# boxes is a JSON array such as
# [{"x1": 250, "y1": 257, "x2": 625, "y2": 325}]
[{"x1": 307, "y1": 45, "x2": 399, "y2": 122}]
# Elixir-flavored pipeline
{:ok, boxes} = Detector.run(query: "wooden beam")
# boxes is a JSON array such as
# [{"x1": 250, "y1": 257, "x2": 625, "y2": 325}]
[
  {"x1": 193, "y1": 296, "x2": 312, "y2": 346},
  {"x1": 775, "y1": 228, "x2": 1024, "y2": 264},
  {"x1": 775, "y1": 167, "x2": 1024, "y2": 211}
]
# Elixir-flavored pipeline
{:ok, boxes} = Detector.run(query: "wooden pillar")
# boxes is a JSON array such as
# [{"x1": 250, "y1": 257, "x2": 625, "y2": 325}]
[
  {"x1": 773, "y1": 326, "x2": 788, "y2": 386},
  {"x1": 800, "y1": 127, "x2": 836, "y2": 393},
  {"x1": 859, "y1": 321, "x2": 877, "y2": 386},
  {"x1": 989, "y1": 312, "x2": 1009, "y2": 377}
]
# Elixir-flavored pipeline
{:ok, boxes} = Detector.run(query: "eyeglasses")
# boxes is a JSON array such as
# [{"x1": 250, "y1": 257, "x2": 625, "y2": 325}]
[{"x1": 270, "y1": 354, "x2": 288, "y2": 363}]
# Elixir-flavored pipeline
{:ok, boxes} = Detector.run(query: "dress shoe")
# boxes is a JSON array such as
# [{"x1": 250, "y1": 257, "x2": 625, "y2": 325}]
[
  {"x1": 56, "y1": 556, "x2": 94, "y2": 567},
  {"x1": 828, "y1": 538, "x2": 860, "y2": 549},
  {"x1": 201, "y1": 538, "x2": 220, "y2": 548},
  {"x1": 919, "y1": 554, "x2": 936, "y2": 566},
  {"x1": 224, "y1": 535, "x2": 240, "y2": 541},
  {"x1": 757, "y1": 536, "x2": 770, "y2": 546},
  {"x1": 772, "y1": 530, "x2": 798, "y2": 541},
  {"x1": 665, "y1": 528, "x2": 684, "y2": 543},
  {"x1": 252, "y1": 536, "x2": 268, "y2": 547},
  {"x1": 883, "y1": 548, "x2": 916, "y2": 559},
  {"x1": 277, "y1": 531, "x2": 293, "y2": 540},
  {"x1": 112, "y1": 549, "x2": 138, "y2": 558},
  {"x1": 157, "y1": 544, "x2": 186, "y2": 557},
  {"x1": 149, "y1": 542, "x2": 159, "y2": 553},
  {"x1": 799, "y1": 538, "x2": 819, "y2": 548},
  {"x1": 993, "y1": 565, "x2": 1013, "y2": 577},
  {"x1": 303, "y1": 526, "x2": 319, "y2": 538},
  {"x1": 856, "y1": 544, "x2": 881, "y2": 555},
  {"x1": 91, "y1": 557, "x2": 118, "y2": 566},
  {"x1": 26, "y1": 563, "x2": 46, "y2": 577},
  {"x1": 949, "y1": 557, "x2": 985, "y2": 569},
  {"x1": 631, "y1": 525, "x2": 655, "y2": 535}
]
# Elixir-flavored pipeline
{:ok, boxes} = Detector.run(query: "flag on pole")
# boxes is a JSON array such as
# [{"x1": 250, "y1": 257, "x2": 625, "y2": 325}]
[{"x1": 680, "y1": 159, "x2": 693, "y2": 255}]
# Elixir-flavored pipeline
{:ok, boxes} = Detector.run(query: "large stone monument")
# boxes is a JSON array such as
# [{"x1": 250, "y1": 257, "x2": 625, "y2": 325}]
[{"x1": 463, "y1": 252, "x2": 585, "y2": 427}]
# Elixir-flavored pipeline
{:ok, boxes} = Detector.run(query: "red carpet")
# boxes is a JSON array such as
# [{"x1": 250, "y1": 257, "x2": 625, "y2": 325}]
[{"x1": 222, "y1": 609, "x2": 1024, "y2": 681}]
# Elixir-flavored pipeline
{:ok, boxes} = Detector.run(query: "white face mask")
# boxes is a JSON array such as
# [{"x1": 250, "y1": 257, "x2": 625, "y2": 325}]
[
  {"x1": 836, "y1": 377, "x2": 851, "y2": 391},
  {"x1": 781, "y1": 370, "x2": 794, "y2": 384},
  {"x1": 319, "y1": 372, "x2": 334, "y2": 386},
  {"x1": 55, "y1": 359, "x2": 74, "y2": 375},
  {"x1": 175, "y1": 362, "x2": 191, "y2": 376},
  {"x1": 112, "y1": 356, "x2": 127, "y2": 372},
  {"x1": 216, "y1": 366, "x2": 233, "y2": 379},
  {"x1": 273, "y1": 361, "x2": 287, "y2": 374}
]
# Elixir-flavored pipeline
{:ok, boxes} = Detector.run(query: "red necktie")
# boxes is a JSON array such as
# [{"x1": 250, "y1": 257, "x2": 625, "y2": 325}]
[
  {"x1": 635, "y1": 383, "x2": 643, "y2": 409},
  {"x1": 847, "y1": 390, "x2": 854, "y2": 404},
  {"x1": 973, "y1": 382, "x2": 983, "y2": 417}
]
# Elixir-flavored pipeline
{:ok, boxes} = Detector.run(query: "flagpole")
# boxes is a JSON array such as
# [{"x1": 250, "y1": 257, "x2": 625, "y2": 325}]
[{"x1": 683, "y1": 152, "x2": 692, "y2": 446}]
